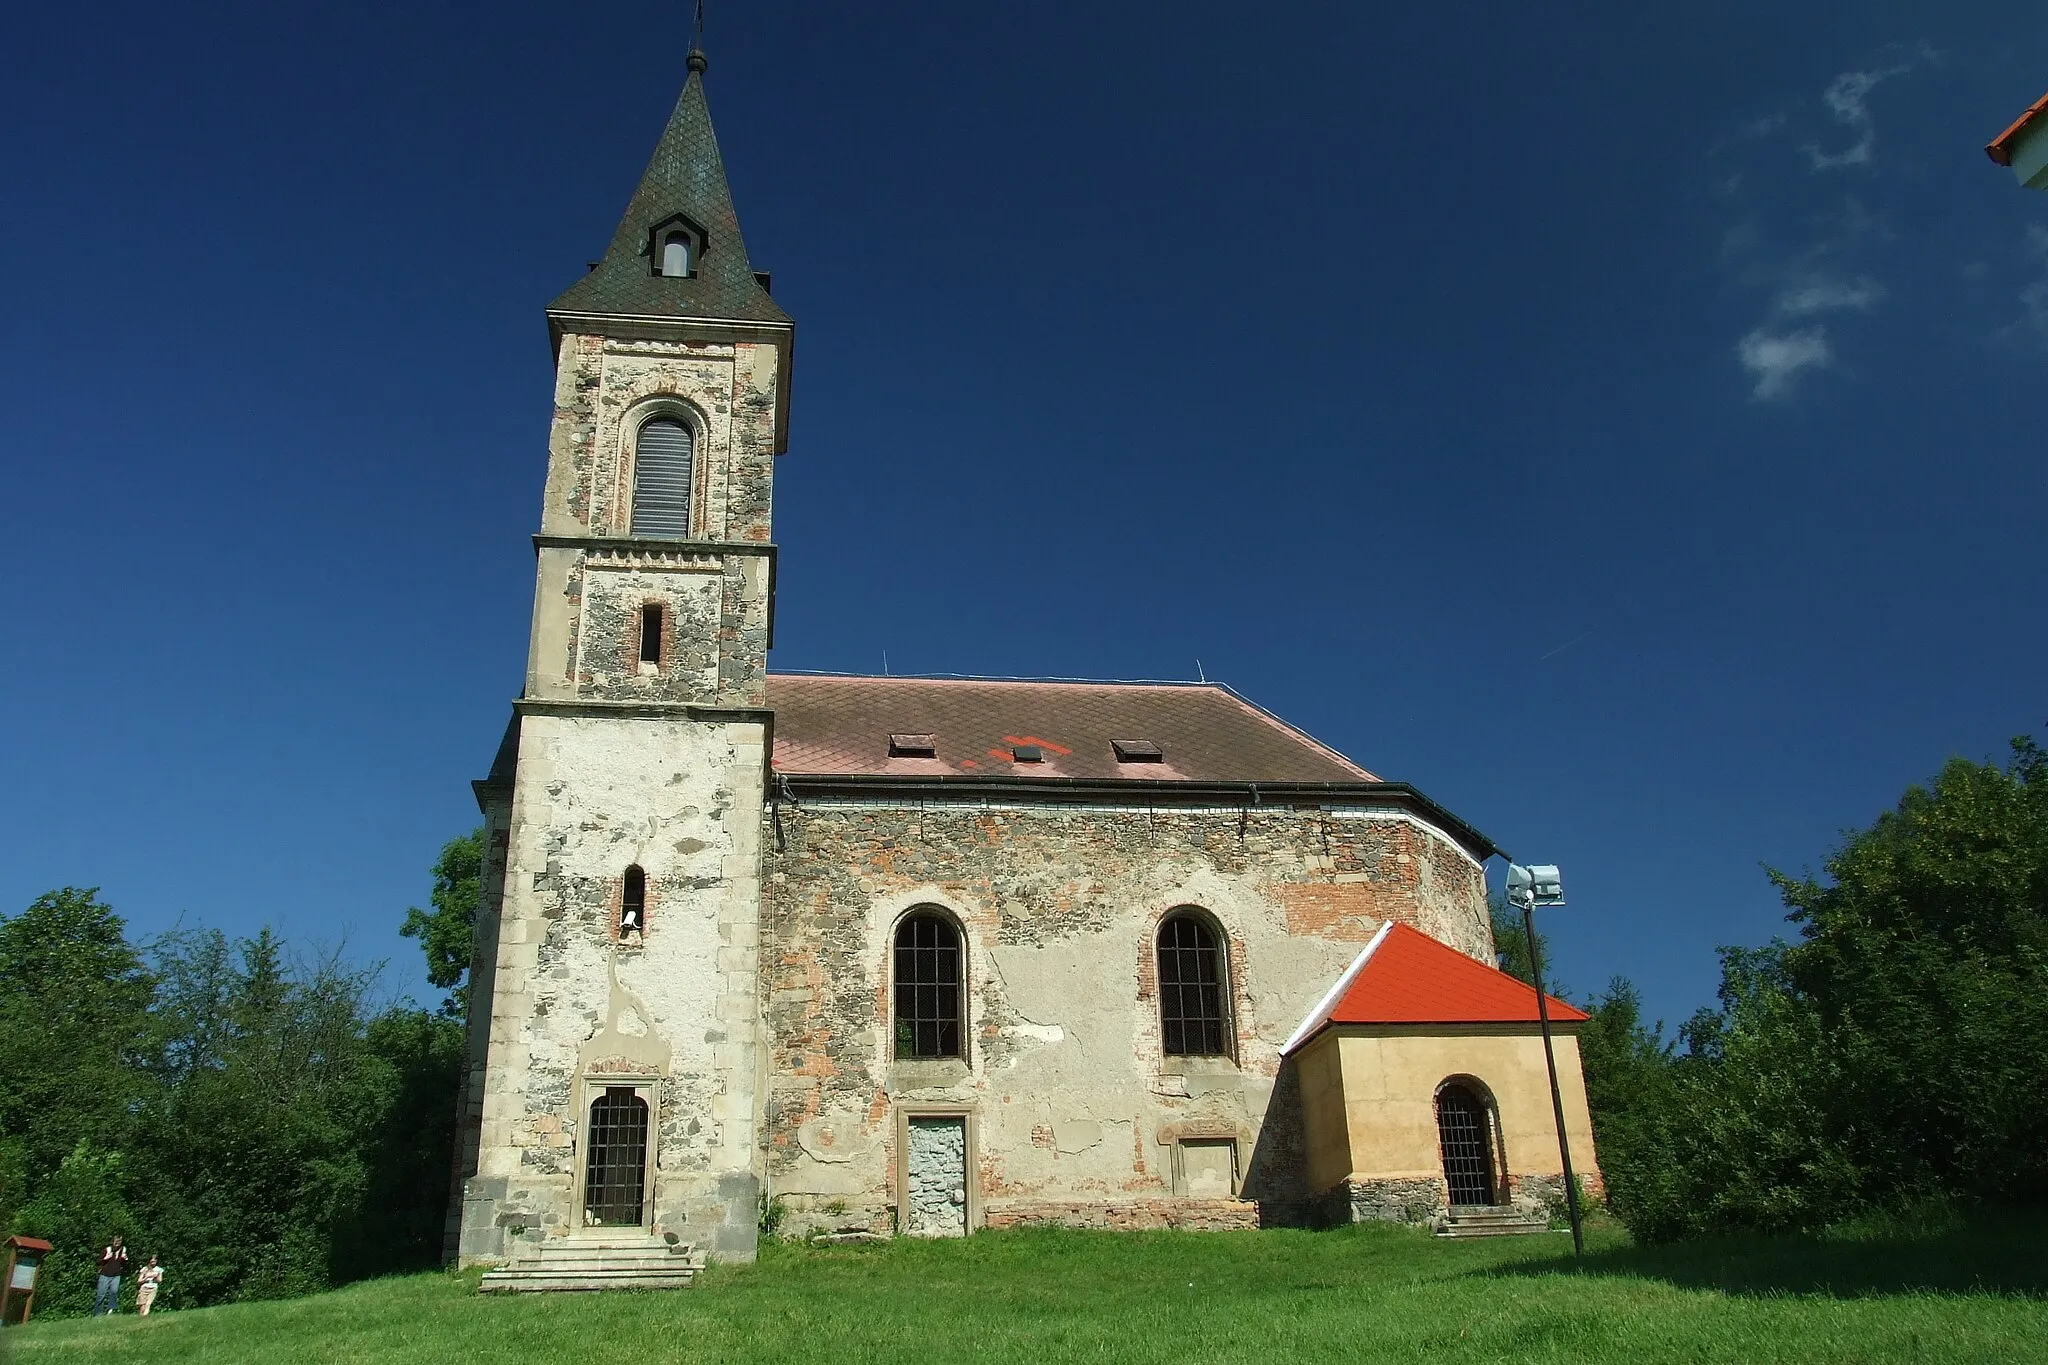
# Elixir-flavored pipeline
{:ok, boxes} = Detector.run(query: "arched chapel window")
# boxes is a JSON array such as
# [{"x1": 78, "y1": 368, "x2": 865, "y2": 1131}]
[
  {"x1": 660, "y1": 232, "x2": 691, "y2": 277},
  {"x1": 621, "y1": 865, "x2": 646, "y2": 935},
  {"x1": 893, "y1": 911, "x2": 964, "y2": 1060},
  {"x1": 631, "y1": 417, "x2": 694, "y2": 538},
  {"x1": 583, "y1": 1087, "x2": 650, "y2": 1226},
  {"x1": 1157, "y1": 911, "x2": 1230, "y2": 1057}
]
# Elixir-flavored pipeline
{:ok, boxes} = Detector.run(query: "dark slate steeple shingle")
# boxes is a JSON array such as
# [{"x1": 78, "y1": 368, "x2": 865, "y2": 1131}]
[{"x1": 549, "y1": 50, "x2": 790, "y2": 325}]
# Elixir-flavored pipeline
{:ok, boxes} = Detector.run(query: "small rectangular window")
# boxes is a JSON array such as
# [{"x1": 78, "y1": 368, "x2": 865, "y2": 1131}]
[
  {"x1": 1112, "y1": 739, "x2": 1163, "y2": 763},
  {"x1": 639, "y1": 604, "x2": 663, "y2": 668},
  {"x1": 1012, "y1": 744, "x2": 1044, "y2": 763},
  {"x1": 889, "y1": 734, "x2": 937, "y2": 758}
]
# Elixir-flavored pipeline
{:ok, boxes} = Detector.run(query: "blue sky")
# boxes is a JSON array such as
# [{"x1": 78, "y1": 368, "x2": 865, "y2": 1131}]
[{"x1": 3, "y1": 2, "x2": 2043, "y2": 1029}]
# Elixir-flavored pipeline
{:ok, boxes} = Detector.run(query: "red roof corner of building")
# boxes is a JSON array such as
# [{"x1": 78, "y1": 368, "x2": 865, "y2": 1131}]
[
  {"x1": 1987, "y1": 90, "x2": 2048, "y2": 166},
  {"x1": 1285, "y1": 922, "x2": 1587, "y2": 1050}
]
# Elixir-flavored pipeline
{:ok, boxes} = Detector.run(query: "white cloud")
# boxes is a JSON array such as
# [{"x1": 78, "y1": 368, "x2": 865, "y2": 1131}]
[
  {"x1": 1801, "y1": 65, "x2": 1908, "y2": 171},
  {"x1": 2019, "y1": 225, "x2": 2048, "y2": 350},
  {"x1": 1777, "y1": 275, "x2": 1884, "y2": 317},
  {"x1": 1739, "y1": 327, "x2": 1833, "y2": 399}
]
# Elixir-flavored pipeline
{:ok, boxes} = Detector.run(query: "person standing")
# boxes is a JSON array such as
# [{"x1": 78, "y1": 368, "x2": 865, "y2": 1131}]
[
  {"x1": 135, "y1": 1256, "x2": 164, "y2": 1316},
  {"x1": 93, "y1": 1235, "x2": 129, "y2": 1316}
]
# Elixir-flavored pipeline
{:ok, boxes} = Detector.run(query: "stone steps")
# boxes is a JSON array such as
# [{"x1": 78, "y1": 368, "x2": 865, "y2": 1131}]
[
  {"x1": 479, "y1": 1234, "x2": 702, "y2": 1293},
  {"x1": 1436, "y1": 1205, "x2": 1554, "y2": 1239}
]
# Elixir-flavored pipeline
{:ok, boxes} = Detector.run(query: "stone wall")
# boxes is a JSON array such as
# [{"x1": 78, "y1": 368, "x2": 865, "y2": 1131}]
[
  {"x1": 537, "y1": 332, "x2": 778, "y2": 546},
  {"x1": 758, "y1": 798, "x2": 1491, "y2": 1236},
  {"x1": 524, "y1": 330, "x2": 780, "y2": 712}
]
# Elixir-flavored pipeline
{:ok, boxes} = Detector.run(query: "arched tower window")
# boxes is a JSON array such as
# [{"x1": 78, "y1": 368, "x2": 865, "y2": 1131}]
[
  {"x1": 621, "y1": 865, "x2": 646, "y2": 935},
  {"x1": 660, "y1": 232, "x2": 691, "y2": 277},
  {"x1": 893, "y1": 910, "x2": 964, "y2": 1059},
  {"x1": 583, "y1": 1087, "x2": 650, "y2": 1226},
  {"x1": 1435, "y1": 1080, "x2": 1498, "y2": 1207},
  {"x1": 630, "y1": 417, "x2": 694, "y2": 538},
  {"x1": 1157, "y1": 910, "x2": 1230, "y2": 1057}
]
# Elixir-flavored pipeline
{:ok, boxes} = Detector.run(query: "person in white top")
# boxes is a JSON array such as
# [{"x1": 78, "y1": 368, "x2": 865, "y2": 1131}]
[{"x1": 135, "y1": 1256, "x2": 164, "y2": 1316}]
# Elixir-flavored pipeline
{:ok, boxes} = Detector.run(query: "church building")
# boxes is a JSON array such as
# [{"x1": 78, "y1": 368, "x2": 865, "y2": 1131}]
[{"x1": 450, "y1": 48, "x2": 1599, "y2": 1280}]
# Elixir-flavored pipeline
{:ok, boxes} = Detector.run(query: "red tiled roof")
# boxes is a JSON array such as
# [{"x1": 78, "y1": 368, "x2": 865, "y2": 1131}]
[
  {"x1": 1987, "y1": 89, "x2": 2048, "y2": 166},
  {"x1": 1286, "y1": 923, "x2": 1586, "y2": 1049},
  {"x1": 765, "y1": 674, "x2": 1376, "y2": 784}
]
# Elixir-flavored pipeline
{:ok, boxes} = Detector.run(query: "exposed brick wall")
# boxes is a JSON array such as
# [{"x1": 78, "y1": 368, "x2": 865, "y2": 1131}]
[{"x1": 983, "y1": 1199, "x2": 1259, "y2": 1232}]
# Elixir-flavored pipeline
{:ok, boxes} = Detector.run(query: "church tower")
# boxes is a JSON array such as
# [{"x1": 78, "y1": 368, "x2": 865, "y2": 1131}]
[{"x1": 452, "y1": 46, "x2": 790, "y2": 1266}]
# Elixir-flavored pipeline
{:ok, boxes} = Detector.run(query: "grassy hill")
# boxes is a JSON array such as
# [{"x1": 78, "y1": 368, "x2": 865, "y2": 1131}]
[{"x1": 11, "y1": 1215, "x2": 2046, "y2": 1364}]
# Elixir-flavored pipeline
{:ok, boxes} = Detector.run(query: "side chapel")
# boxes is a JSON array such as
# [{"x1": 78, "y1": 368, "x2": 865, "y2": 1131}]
[{"x1": 450, "y1": 46, "x2": 1599, "y2": 1278}]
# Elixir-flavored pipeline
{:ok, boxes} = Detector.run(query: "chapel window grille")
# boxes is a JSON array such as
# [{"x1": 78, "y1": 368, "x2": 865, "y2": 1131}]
[
  {"x1": 1157, "y1": 912, "x2": 1230, "y2": 1057},
  {"x1": 631, "y1": 417, "x2": 694, "y2": 538},
  {"x1": 582, "y1": 1087, "x2": 650, "y2": 1226},
  {"x1": 893, "y1": 912, "x2": 963, "y2": 1060},
  {"x1": 1435, "y1": 1082, "x2": 1497, "y2": 1207},
  {"x1": 621, "y1": 865, "x2": 646, "y2": 936}
]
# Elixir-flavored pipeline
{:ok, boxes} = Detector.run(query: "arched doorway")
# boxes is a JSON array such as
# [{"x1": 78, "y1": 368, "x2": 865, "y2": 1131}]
[
  {"x1": 583, "y1": 1087, "x2": 650, "y2": 1226},
  {"x1": 1435, "y1": 1082, "x2": 1497, "y2": 1207}
]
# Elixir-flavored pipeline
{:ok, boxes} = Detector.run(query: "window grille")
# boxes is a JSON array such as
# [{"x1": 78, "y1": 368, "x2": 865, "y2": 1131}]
[
  {"x1": 621, "y1": 866, "x2": 646, "y2": 935},
  {"x1": 1157, "y1": 913, "x2": 1229, "y2": 1056},
  {"x1": 893, "y1": 912, "x2": 963, "y2": 1059},
  {"x1": 631, "y1": 418, "x2": 694, "y2": 538},
  {"x1": 1435, "y1": 1083, "x2": 1496, "y2": 1206},
  {"x1": 583, "y1": 1087, "x2": 650, "y2": 1226}
]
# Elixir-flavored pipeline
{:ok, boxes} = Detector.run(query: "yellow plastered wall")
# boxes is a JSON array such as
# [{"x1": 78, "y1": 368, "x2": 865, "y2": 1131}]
[
  {"x1": 1295, "y1": 1032, "x2": 1353, "y2": 1194},
  {"x1": 1320, "y1": 1026, "x2": 1599, "y2": 1191}
]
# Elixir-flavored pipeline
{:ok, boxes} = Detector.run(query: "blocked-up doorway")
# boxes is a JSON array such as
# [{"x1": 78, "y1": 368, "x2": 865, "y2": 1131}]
[{"x1": 904, "y1": 1115, "x2": 969, "y2": 1236}]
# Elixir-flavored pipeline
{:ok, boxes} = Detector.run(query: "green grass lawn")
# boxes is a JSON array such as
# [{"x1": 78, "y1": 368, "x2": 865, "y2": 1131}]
[{"x1": 11, "y1": 1215, "x2": 2046, "y2": 1364}]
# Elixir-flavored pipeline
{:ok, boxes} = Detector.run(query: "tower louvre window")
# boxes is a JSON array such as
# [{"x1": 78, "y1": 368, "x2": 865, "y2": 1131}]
[{"x1": 631, "y1": 418, "x2": 694, "y2": 538}]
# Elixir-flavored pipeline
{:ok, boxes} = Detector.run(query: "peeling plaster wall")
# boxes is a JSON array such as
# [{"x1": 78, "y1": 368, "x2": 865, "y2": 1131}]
[
  {"x1": 759, "y1": 800, "x2": 1491, "y2": 1232},
  {"x1": 457, "y1": 710, "x2": 769, "y2": 1265}
]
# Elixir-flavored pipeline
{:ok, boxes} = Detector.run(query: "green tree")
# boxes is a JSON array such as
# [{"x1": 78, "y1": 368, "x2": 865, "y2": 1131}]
[
  {"x1": 0, "y1": 890, "x2": 152, "y2": 1189},
  {"x1": 1595, "y1": 737, "x2": 2048, "y2": 1243},
  {"x1": 12, "y1": 1141, "x2": 137, "y2": 1317},
  {"x1": 400, "y1": 829, "x2": 485, "y2": 1016},
  {"x1": 128, "y1": 929, "x2": 387, "y2": 1303},
  {"x1": 1774, "y1": 737, "x2": 2048, "y2": 1205}
]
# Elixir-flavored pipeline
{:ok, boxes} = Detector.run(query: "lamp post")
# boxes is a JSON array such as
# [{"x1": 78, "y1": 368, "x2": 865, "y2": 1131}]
[{"x1": 1506, "y1": 862, "x2": 1584, "y2": 1257}]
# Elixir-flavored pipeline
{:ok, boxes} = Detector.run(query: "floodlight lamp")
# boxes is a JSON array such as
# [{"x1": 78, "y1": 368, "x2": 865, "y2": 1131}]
[{"x1": 1507, "y1": 863, "x2": 1566, "y2": 908}]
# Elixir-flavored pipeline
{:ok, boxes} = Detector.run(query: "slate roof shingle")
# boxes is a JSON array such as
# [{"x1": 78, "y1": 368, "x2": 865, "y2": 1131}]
[
  {"x1": 549, "y1": 59, "x2": 791, "y2": 326},
  {"x1": 764, "y1": 674, "x2": 1377, "y2": 784}
]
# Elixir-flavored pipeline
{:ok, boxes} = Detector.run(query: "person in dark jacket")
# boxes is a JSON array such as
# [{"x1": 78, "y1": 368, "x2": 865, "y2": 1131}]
[{"x1": 93, "y1": 1236, "x2": 129, "y2": 1316}]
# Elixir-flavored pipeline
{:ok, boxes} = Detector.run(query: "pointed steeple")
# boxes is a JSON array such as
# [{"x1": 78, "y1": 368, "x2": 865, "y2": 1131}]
[{"x1": 550, "y1": 49, "x2": 789, "y2": 325}]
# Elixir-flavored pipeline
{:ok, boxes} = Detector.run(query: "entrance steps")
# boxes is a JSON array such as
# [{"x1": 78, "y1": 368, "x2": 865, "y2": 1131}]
[
  {"x1": 479, "y1": 1234, "x2": 702, "y2": 1292},
  {"x1": 1436, "y1": 1205, "x2": 1554, "y2": 1238}
]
